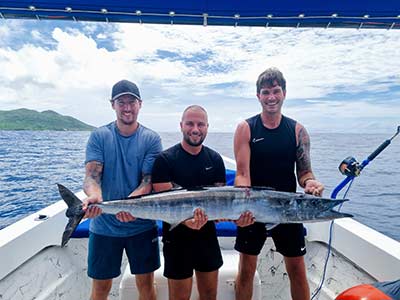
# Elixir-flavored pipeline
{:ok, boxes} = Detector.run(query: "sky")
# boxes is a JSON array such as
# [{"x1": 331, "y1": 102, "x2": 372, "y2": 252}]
[{"x1": 0, "y1": 19, "x2": 399, "y2": 133}]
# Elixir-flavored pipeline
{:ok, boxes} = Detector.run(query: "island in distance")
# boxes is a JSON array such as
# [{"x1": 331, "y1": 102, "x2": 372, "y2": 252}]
[{"x1": 0, "y1": 108, "x2": 96, "y2": 131}]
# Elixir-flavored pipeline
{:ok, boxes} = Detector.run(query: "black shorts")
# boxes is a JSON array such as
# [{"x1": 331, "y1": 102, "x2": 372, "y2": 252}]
[
  {"x1": 162, "y1": 222, "x2": 223, "y2": 280},
  {"x1": 234, "y1": 222, "x2": 306, "y2": 257}
]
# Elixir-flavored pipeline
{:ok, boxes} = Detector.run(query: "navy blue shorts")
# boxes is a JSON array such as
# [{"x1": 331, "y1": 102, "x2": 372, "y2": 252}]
[
  {"x1": 235, "y1": 223, "x2": 306, "y2": 257},
  {"x1": 88, "y1": 227, "x2": 160, "y2": 280}
]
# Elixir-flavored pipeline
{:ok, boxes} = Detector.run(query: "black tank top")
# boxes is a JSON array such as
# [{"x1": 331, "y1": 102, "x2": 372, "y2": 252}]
[{"x1": 246, "y1": 114, "x2": 297, "y2": 192}]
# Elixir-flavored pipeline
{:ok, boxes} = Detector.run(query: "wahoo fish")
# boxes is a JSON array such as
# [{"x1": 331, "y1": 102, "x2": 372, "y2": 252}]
[{"x1": 58, "y1": 184, "x2": 352, "y2": 247}]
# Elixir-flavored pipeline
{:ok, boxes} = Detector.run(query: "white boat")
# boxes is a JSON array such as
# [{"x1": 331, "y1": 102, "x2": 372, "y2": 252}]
[
  {"x1": 1, "y1": 1, "x2": 399, "y2": 299},
  {"x1": 1, "y1": 154, "x2": 399, "y2": 300}
]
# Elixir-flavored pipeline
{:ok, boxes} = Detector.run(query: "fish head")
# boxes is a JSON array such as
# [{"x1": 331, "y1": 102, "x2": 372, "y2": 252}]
[{"x1": 286, "y1": 194, "x2": 351, "y2": 222}]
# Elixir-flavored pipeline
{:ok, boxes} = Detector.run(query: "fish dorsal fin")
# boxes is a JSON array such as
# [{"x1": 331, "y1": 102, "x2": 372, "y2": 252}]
[{"x1": 171, "y1": 183, "x2": 183, "y2": 190}]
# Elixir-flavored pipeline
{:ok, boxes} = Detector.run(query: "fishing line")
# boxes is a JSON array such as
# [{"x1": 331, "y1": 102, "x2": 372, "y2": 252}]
[
  {"x1": 310, "y1": 126, "x2": 399, "y2": 300},
  {"x1": 311, "y1": 178, "x2": 354, "y2": 300}
]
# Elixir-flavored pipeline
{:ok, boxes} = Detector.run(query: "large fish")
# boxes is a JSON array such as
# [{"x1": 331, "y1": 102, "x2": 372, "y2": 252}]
[{"x1": 58, "y1": 184, "x2": 352, "y2": 247}]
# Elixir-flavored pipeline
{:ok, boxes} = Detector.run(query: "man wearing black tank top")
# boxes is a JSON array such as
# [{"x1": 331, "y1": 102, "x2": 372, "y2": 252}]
[
  {"x1": 233, "y1": 68, "x2": 324, "y2": 300},
  {"x1": 152, "y1": 105, "x2": 226, "y2": 300}
]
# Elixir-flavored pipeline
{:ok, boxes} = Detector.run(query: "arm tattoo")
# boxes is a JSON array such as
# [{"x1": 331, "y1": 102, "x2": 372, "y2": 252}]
[
  {"x1": 84, "y1": 162, "x2": 103, "y2": 190},
  {"x1": 296, "y1": 127, "x2": 312, "y2": 178}
]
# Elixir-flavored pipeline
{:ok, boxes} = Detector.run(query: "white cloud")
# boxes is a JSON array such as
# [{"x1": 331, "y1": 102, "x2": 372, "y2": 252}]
[
  {"x1": 0, "y1": 21, "x2": 399, "y2": 132},
  {"x1": 0, "y1": 24, "x2": 11, "y2": 40}
]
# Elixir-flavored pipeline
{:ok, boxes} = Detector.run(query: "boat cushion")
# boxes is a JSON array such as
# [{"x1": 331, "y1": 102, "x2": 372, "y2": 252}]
[{"x1": 71, "y1": 219, "x2": 306, "y2": 239}]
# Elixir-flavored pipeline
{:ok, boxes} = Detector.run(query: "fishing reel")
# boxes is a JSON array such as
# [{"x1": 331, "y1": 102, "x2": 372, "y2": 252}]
[{"x1": 338, "y1": 156, "x2": 361, "y2": 177}]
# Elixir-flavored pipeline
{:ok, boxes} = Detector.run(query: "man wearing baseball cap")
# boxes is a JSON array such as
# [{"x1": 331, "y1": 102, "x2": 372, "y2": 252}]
[{"x1": 83, "y1": 79, "x2": 162, "y2": 300}]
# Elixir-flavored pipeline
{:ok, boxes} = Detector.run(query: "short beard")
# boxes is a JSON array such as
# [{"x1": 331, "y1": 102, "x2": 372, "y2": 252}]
[{"x1": 184, "y1": 135, "x2": 204, "y2": 147}]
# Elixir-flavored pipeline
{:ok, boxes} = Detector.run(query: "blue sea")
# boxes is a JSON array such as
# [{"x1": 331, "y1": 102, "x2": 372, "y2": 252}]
[{"x1": 0, "y1": 130, "x2": 399, "y2": 241}]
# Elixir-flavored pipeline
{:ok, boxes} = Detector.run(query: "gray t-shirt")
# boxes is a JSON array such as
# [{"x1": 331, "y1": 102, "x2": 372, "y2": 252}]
[{"x1": 85, "y1": 121, "x2": 162, "y2": 237}]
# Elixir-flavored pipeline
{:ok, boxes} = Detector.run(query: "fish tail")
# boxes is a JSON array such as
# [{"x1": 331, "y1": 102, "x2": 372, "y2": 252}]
[
  {"x1": 57, "y1": 184, "x2": 85, "y2": 247},
  {"x1": 322, "y1": 210, "x2": 353, "y2": 220}
]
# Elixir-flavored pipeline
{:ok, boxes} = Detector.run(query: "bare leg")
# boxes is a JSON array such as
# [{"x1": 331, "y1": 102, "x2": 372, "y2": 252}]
[
  {"x1": 91, "y1": 279, "x2": 112, "y2": 300},
  {"x1": 195, "y1": 270, "x2": 219, "y2": 300},
  {"x1": 284, "y1": 256, "x2": 310, "y2": 300},
  {"x1": 168, "y1": 277, "x2": 193, "y2": 300},
  {"x1": 136, "y1": 272, "x2": 156, "y2": 300},
  {"x1": 235, "y1": 253, "x2": 258, "y2": 300}
]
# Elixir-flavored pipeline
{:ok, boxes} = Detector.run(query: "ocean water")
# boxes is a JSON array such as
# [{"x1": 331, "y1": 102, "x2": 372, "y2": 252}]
[{"x1": 0, "y1": 130, "x2": 399, "y2": 241}]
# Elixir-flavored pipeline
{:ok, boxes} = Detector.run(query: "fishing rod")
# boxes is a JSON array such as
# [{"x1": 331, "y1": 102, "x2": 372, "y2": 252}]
[
  {"x1": 331, "y1": 125, "x2": 400, "y2": 199},
  {"x1": 312, "y1": 125, "x2": 400, "y2": 300}
]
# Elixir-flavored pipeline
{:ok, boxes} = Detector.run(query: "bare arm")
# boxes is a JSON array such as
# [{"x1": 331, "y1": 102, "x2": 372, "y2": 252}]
[
  {"x1": 233, "y1": 121, "x2": 255, "y2": 226},
  {"x1": 82, "y1": 161, "x2": 103, "y2": 218},
  {"x1": 234, "y1": 121, "x2": 251, "y2": 187},
  {"x1": 295, "y1": 123, "x2": 324, "y2": 196},
  {"x1": 295, "y1": 124, "x2": 314, "y2": 186}
]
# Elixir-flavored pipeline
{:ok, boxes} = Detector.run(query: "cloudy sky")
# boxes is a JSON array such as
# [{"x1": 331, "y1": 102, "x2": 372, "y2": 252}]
[{"x1": 0, "y1": 19, "x2": 399, "y2": 133}]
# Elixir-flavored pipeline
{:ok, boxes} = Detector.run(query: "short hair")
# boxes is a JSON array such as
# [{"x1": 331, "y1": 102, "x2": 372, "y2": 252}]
[
  {"x1": 256, "y1": 67, "x2": 286, "y2": 94},
  {"x1": 181, "y1": 105, "x2": 208, "y2": 121}
]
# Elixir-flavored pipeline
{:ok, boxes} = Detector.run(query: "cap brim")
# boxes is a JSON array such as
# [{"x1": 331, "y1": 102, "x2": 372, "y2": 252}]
[{"x1": 111, "y1": 92, "x2": 141, "y2": 101}]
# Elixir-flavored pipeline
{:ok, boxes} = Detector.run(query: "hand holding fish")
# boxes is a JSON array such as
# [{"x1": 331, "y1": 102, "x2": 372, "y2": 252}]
[
  {"x1": 83, "y1": 194, "x2": 103, "y2": 218},
  {"x1": 116, "y1": 211, "x2": 136, "y2": 222},
  {"x1": 304, "y1": 180, "x2": 325, "y2": 196},
  {"x1": 235, "y1": 211, "x2": 256, "y2": 227},
  {"x1": 183, "y1": 208, "x2": 208, "y2": 230}
]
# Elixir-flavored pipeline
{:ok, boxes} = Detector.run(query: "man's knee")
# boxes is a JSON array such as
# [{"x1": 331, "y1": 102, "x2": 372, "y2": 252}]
[
  {"x1": 136, "y1": 273, "x2": 155, "y2": 295},
  {"x1": 285, "y1": 257, "x2": 307, "y2": 281},
  {"x1": 168, "y1": 278, "x2": 192, "y2": 300},
  {"x1": 169, "y1": 287, "x2": 192, "y2": 300},
  {"x1": 92, "y1": 279, "x2": 112, "y2": 298},
  {"x1": 198, "y1": 285, "x2": 217, "y2": 300}
]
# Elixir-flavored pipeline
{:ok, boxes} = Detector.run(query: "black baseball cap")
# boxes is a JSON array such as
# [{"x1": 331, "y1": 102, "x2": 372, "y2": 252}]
[{"x1": 111, "y1": 80, "x2": 141, "y2": 101}]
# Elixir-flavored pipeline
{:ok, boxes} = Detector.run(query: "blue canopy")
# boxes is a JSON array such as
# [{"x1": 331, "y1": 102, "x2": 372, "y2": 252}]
[{"x1": 1, "y1": 0, "x2": 399, "y2": 29}]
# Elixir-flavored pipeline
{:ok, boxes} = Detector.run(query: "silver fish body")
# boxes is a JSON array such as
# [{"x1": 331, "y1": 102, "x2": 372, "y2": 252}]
[
  {"x1": 95, "y1": 186, "x2": 350, "y2": 224},
  {"x1": 58, "y1": 184, "x2": 352, "y2": 246}
]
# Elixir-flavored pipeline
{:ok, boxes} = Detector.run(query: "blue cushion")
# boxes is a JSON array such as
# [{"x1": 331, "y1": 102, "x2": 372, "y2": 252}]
[
  {"x1": 71, "y1": 219, "x2": 238, "y2": 238},
  {"x1": 71, "y1": 219, "x2": 90, "y2": 238},
  {"x1": 226, "y1": 169, "x2": 235, "y2": 186},
  {"x1": 71, "y1": 219, "x2": 306, "y2": 238}
]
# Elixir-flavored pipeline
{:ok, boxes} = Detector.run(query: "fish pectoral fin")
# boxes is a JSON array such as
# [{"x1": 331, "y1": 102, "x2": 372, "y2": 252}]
[
  {"x1": 168, "y1": 217, "x2": 194, "y2": 231},
  {"x1": 264, "y1": 223, "x2": 279, "y2": 230},
  {"x1": 169, "y1": 222, "x2": 181, "y2": 231}
]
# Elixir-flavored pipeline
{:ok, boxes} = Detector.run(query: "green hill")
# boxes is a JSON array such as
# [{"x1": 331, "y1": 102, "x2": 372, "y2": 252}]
[{"x1": 0, "y1": 108, "x2": 96, "y2": 131}]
